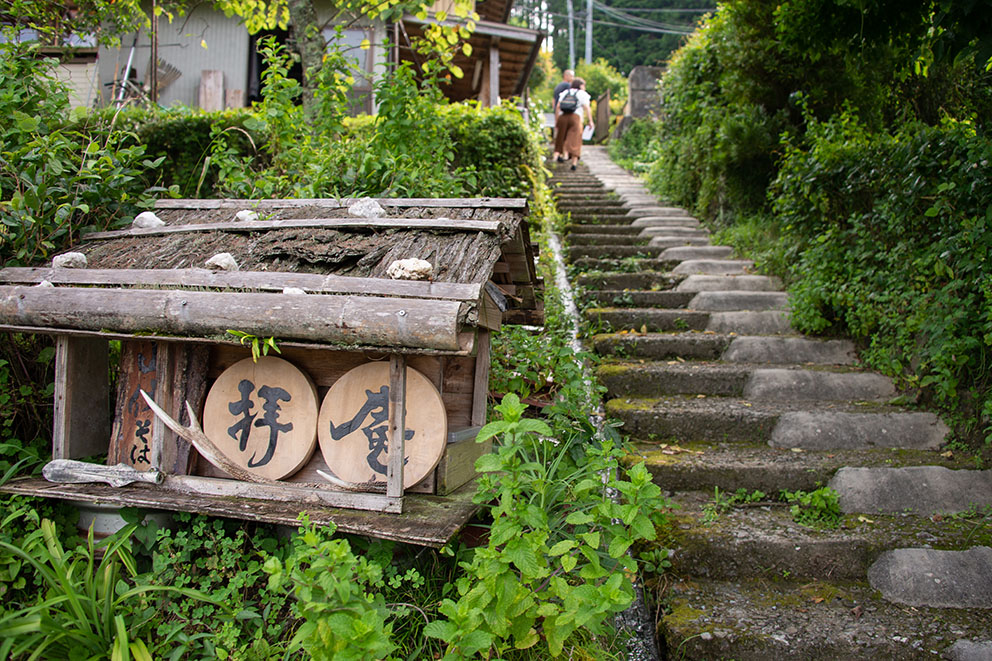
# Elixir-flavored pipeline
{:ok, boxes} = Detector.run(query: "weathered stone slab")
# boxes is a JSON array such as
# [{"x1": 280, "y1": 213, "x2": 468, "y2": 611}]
[
  {"x1": 771, "y1": 412, "x2": 948, "y2": 450},
  {"x1": 829, "y1": 466, "x2": 992, "y2": 514},
  {"x1": 660, "y1": 246, "x2": 735, "y2": 261},
  {"x1": 672, "y1": 259, "x2": 754, "y2": 275},
  {"x1": 635, "y1": 218, "x2": 701, "y2": 229},
  {"x1": 946, "y1": 639, "x2": 992, "y2": 661},
  {"x1": 724, "y1": 336, "x2": 857, "y2": 364},
  {"x1": 627, "y1": 206, "x2": 688, "y2": 217},
  {"x1": 744, "y1": 369, "x2": 895, "y2": 401},
  {"x1": 675, "y1": 274, "x2": 782, "y2": 292},
  {"x1": 706, "y1": 311, "x2": 792, "y2": 335},
  {"x1": 629, "y1": 209, "x2": 692, "y2": 220},
  {"x1": 689, "y1": 291, "x2": 788, "y2": 311},
  {"x1": 647, "y1": 237, "x2": 712, "y2": 249},
  {"x1": 868, "y1": 547, "x2": 992, "y2": 609}
]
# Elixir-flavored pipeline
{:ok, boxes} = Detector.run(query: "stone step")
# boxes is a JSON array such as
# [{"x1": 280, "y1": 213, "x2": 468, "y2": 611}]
[
  {"x1": 598, "y1": 363, "x2": 896, "y2": 402},
  {"x1": 828, "y1": 466, "x2": 992, "y2": 515},
  {"x1": 626, "y1": 206, "x2": 689, "y2": 217},
  {"x1": 577, "y1": 271, "x2": 682, "y2": 290},
  {"x1": 633, "y1": 219, "x2": 704, "y2": 230},
  {"x1": 645, "y1": 236, "x2": 713, "y2": 249},
  {"x1": 631, "y1": 441, "x2": 970, "y2": 494},
  {"x1": 672, "y1": 259, "x2": 755, "y2": 275},
  {"x1": 665, "y1": 491, "x2": 991, "y2": 582},
  {"x1": 571, "y1": 257, "x2": 680, "y2": 272},
  {"x1": 658, "y1": 245, "x2": 735, "y2": 260},
  {"x1": 632, "y1": 215, "x2": 700, "y2": 226},
  {"x1": 583, "y1": 290, "x2": 695, "y2": 308},
  {"x1": 675, "y1": 274, "x2": 784, "y2": 291},
  {"x1": 607, "y1": 397, "x2": 948, "y2": 448},
  {"x1": 565, "y1": 213, "x2": 635, "y2": 225},
  {"x1": 557, "y1": 203, "x2": 629, "y2": 213},
  {"x1": 566, "y1": 234, "x2": 649, "y2": 246},
  {"x1": 688, "y1": 290, "x2": 790, "y2": 311},
  {"x1": 593, "y1": 333, "x2": 858, "y2": 364},
  {"x1": 587, "y1": 307, "x2": 792, "y2": 335},
  {"x1": 660, "y1": 578, "x2": 991, "y2": 660},
  {"x1": 567, "y1": 245, "x2": 666, "y2": 261},
  {"x1": 565, "y1": 223, "x2": 643, "y2": 235}
]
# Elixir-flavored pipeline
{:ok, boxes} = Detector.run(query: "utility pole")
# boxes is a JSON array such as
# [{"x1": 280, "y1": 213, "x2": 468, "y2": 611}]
[
  {"x1": 566, "y1": 0, "x2": 575, "y2": 69},
  {"x1": 584, "y1": 0, "x2": 592, "y2": 65}
]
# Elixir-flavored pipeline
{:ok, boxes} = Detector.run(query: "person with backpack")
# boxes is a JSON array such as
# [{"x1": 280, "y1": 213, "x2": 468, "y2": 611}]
[{"x1": 553, "y1": 77, "x2": 594, "y2": 169}]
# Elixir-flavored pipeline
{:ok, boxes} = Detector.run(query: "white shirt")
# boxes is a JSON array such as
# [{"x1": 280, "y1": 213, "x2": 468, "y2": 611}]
[{"x1": 557, "y1": 88, "x2": 591, "y2": 109}]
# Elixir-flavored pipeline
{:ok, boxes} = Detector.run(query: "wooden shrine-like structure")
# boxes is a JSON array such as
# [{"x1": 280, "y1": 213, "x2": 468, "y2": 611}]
[{"x1": 0, "y1": 197, "x2": 540, "y2": 546}]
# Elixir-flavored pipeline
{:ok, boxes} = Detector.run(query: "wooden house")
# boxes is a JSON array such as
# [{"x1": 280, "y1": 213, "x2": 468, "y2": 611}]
[{"x1": 0, "y1": 197, "x2": 540, "y2": 546}]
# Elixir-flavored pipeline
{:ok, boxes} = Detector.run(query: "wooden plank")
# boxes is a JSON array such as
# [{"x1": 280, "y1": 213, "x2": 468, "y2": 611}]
[
  {"x1": 0, "y1": 286, "x2": 464, "y2": 351},
  {"x1": 0, "y1": 325, "x2": 475, "y2": 357},
  {"x1": 471, "y1": 330, "x2": 491, "y2": 427},
  {"x1": 0, "y1": 477, "x2": 477, "y2": 546},
  {"x1": 0, "y1": 268, "x2": 482, "y2": 303},
  {"x1": 437, "y1": 433, "x2": 491, "y2": 496},
  {"x1": 82, "y1": 217, "x2": 503, "y2": 241},
  {"x1": 161, "y1": 343, "x2": 209, "y2": 475},
  {"x1": 154, "y1": 198, "x2": 528, "y2": 210},
  {"x1": 199, "y1": 70, "x2": 224, "y2": 111},
  {"x1": 387, "y1": 355, "x2": 406, "y2": 499},
  {"x1": 53, "y1": 336, "x2": 110, "y2": 460},
  {"x1": 108, "y1": 341, "x2": 160, "y2": 470}
]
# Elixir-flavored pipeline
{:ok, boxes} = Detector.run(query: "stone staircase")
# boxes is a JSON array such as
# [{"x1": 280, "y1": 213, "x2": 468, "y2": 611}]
[{"x1": 550, "y1": 147, "x2": 992, "y2": 660}]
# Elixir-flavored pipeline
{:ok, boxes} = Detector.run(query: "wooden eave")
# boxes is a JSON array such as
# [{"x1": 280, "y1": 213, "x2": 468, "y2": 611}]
[{"x1": 399, "y1": 15, "x2": 544, "y2": 101}]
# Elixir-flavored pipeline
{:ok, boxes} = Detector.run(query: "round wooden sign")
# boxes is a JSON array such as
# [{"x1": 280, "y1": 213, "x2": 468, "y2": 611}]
[
  {"x1": 202, "y1": 356, "x2": 318, "y2": 480},
  {"x1": 317, "y1": 362, "x2": 446, "y2": 489}
]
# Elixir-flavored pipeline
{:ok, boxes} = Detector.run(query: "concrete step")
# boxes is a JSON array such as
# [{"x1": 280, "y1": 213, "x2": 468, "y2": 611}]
[
  {"x1": 567, "y1": 245, "x2": 665, "y2": 261},
  {"x1": 829, "y1": 466, "x2": 992, "y2": 515},
  {"x1": 636, "y1": 226, "x2": 711, "y2": 238},
  {"x1": 565, "y1": 213, "x2": 635, "y2": 225},
  {"x1": 631, "y1": 441, "x2": 972, "y2": 493},
  {"x1": 566, "y1": 234, "x2": 649, "y2": 246},
  {"x1": 659, "y1": 245, "x2": 735, "y2": 260},
  {"x1": 607, "y1": 396, "x2": 948, "y2": 448},
  {"x1": 673, "y1": 259, "x2": 755, "y2": 275},
  {"x1": 587, "y1": 307, "x2": 792, "y2": 335},
  {"x1": 571, "y1": 257, "x2": 680, "y2": 273},
  {"x1": 666, "y1": 491, "x2": 992, "y2": 582},
  {"x1": 660, "y1": 578, "x2": 992, "y2": 660},
  {"x1": 577, "y1": 271, "x2": 682, "y2": 290},
  {"x1": 645, "y1": 236, "x2": 713, "y2": 249},
  {"x1": 675, "y1": 274, "x2": 784, "y2": 292},
  {"x1": 632, "y1": 215, "x2": 700, "y2": 226},
  {"x1": 688, "y1": 290, "x2": 789, "y2": 311},
  {"x1": 565, "y1": 223, "x2": 643, "y2": 235},
  {"x1": 583, "y1": 290, "x2": 695, "y2": 308},
  {"x1": 634, "y1": 219, "x2": 704, "y2": 230},
  {"x1": 592, "y1": 333, "x2": 858, "y2": 364},
  {"x1": 598, "y1": 362, "x2": 896, "y2": 402}
]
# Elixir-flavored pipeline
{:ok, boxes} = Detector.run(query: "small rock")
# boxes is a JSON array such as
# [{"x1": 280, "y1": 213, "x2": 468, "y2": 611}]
[
  {"x1": 348, "y1": 197, "x2": 385, "y2": 218},
  {"x1": 235, "y1": 209, "x2": 259, "y2": 222},
  {"x1": 282, "y1": 287, "x2": 306, "y2": 295},
  {"x1": 699, "y1": 632, "x2": 713, "y2": 641},
  {"x1": 35, "y1": 280, "x2": 54, "y2": 288},
  {"x1": 52, "y1": 252, "x2": 87, "y2": 268},
  {"x1": 386, "y1": 258, "x2": 432, "y2": 281},
  {"x1": 205, "y1": 253, "x2": 239, "y2": 271},
  {"x1": 132, "y1": 211, "x2": 165, "y2": 229}
]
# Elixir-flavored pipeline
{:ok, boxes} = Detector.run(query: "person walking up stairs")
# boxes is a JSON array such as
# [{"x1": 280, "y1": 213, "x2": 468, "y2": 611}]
[{"x1": 551, "y1": 146, "x2": 992, "y2": 660}]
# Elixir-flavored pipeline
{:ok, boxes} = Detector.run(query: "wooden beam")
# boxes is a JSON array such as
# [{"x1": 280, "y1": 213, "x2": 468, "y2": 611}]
[
  {"x1": 154, "y1": 197, "x2": 528, "y2": 210},
  {"x1": 53, "y1": 336, "x2": 110, "y2": 460},
  {"x1": 83, "y1": 217, "x2": 502, "y2": 241},
  {"x1": 0, "y1": 268, "x2": 483, "y2": 302},
  {"x1": 0, "y1": 286, "x2": 464, "y2": 351},
  {"x1": 387, "y1": 355, "x2": 406, "y2": 499}
]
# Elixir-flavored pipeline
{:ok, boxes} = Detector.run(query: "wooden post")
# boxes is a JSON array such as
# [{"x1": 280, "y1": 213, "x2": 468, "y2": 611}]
[
  {"x1": 53, "y1": 336, "x2": 110, "y2": 460},
  {"x1": 387, "y1": 355, "x2": 406, "y2": 499}
]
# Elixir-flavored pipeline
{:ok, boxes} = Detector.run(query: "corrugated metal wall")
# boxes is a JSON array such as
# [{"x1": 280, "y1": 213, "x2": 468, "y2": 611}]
[{"x1": 98, "y1": 4, "x2": 249, "y2": 108}]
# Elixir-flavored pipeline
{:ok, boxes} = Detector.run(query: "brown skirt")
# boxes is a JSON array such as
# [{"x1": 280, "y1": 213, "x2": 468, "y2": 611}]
[{"x1": 554, "y1": 112, "x2": 583, "y2": 159}]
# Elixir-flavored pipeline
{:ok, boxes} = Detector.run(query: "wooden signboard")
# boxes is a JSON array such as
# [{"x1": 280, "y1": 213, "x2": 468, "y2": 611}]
[
  {"x1": 109, "y1": 341, "x2": 159, "y2": 471},
  {"x1": 317, "y1": 362, "x2": 447, "y2": 489},
  {"x1": 202, "y1": 356, "x2": 318, "y2": 481}
]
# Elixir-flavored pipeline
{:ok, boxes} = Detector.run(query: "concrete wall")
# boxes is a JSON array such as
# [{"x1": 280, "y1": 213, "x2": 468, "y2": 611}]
[{"x1": 627, "y1": 65, "x2": 665, "y2": 118}]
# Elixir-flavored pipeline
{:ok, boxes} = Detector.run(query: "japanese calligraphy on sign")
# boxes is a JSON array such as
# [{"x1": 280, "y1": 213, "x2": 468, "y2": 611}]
[
  {"x1": 317, "y1": 362, "x2": 446, "y2": 489},
  {"x1": 110, "y1": 341, "x2": 158, "y2": 471},
  {"x1": 202, "y1": 356, "x2": 318, "y2": 481}
]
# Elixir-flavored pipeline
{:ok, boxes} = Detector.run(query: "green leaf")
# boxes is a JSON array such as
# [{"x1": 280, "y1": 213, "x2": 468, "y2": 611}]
[
  {"x1": 565, "y1": 511, "x2": 594, "y2": 526},
  {"x1": 579, "y1": 531, "x2": 600, "y2": 548},
  {"x1": 549, "y1": 540, "x2": 576, "y2": 556}
]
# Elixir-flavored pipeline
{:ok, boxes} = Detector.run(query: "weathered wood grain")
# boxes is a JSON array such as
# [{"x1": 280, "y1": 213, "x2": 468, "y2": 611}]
[
  {"x1": 0, "y1": 286, "x2": 464, "y2": 351},
  {"x1": 0, "y1": 268, "x2": 483, "y2": 302},
  {"x1": 0, "y1": 477, "x2": 478, "y2": 546},
  {"x1": 43, "y1": 460, "x2": 163, "y2": 487},
  {"x1": 154, "y1": 198, "x2": 527, "y2": 210},
  {"x1": 53, "y1": 336, "x2": 110, "y2": 460},
  {"x1": 83, "y1": 217, "x2": 503, "y2": 241}
]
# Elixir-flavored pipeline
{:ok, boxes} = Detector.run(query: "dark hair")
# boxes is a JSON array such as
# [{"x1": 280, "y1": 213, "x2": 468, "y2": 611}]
[{"x1": 571, "y1": 77, "x2": 585, "y2": 89}]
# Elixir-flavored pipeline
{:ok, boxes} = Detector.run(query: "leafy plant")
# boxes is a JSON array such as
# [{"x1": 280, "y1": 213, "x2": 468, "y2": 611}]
[
  {"x1": 226, "y1": 330, "x2": 281, "y2": 363},
  {"x1": 780, "y1": 487, "x2": 842, "y2": 529}
]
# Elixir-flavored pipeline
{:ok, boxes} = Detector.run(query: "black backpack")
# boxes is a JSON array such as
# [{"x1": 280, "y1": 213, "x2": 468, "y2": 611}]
[{"x1": 559, "y1": 89, "x2": 579, "y2": 114}]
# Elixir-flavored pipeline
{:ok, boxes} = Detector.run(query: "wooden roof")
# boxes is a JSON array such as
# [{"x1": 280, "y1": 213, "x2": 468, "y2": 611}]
[
  {"x1": 400, "y1": 15, "x2": 544, "y2": 101},
  {"x1": 0, "y1": 198, "x2": 539, "y2": 354}
]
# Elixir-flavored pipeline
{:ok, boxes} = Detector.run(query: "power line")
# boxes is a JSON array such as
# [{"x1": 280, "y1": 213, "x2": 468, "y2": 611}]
[
  {"x1": 593, "y1": 0, "x2": 694, "y2": 32},
  {"x1": 539, "y1": 8, "x2": 697, "y2": 35}
]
